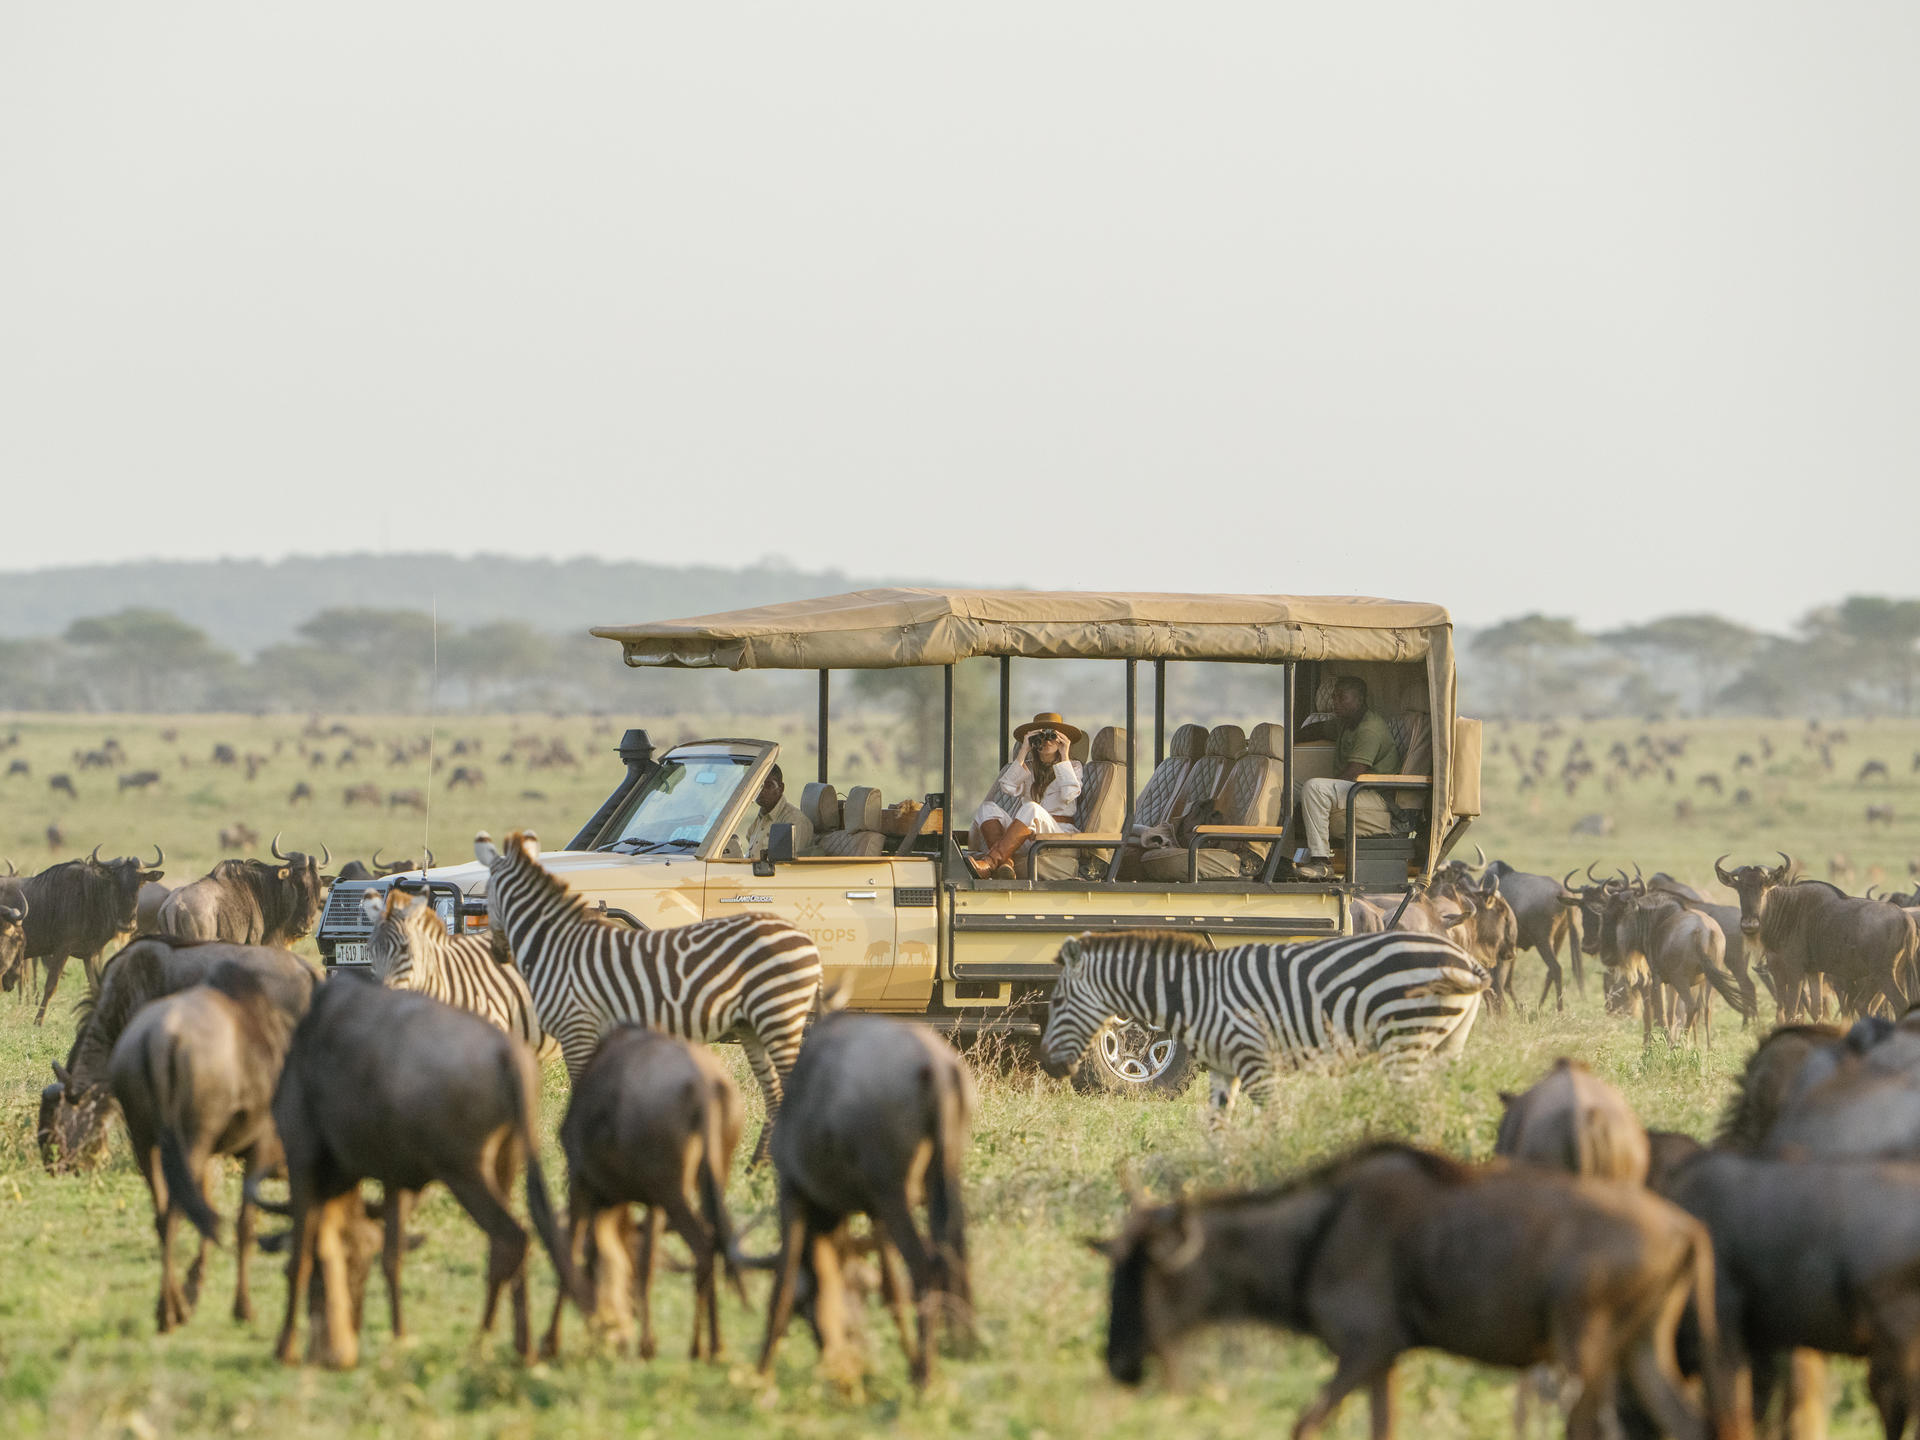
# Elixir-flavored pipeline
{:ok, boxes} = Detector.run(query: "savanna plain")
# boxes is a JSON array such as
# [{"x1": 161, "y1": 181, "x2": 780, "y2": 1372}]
[{"x1": 4, "y1": 710, "x2": 1919, "y2": 1438}]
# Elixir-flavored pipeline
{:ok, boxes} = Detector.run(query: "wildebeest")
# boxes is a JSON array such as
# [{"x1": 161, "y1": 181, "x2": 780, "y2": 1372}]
[
  {"x1": 342, "y1": 782, "x2": 381, "y2": 806},
  {"x1": 211, "y1": 743, "x2": 238, "y2": 766},
  {"x1": 1656, "y1": 1149, "x2": 1920, "y2": 1438},
  {"x1": 118, "y1": 770, "x2": 161, "y2": 793},
  {"x1": 1716, "y1": 855, "x2": 1920, "y2": 1020},
  {"x1": 6, "y1": 758, "x2": 27, "y2": 778},
  {"x1": 1570, "y1": 812, "x2": 1613, "y2": 838},
  {"x1": 111, "y1": 961, "x2": 314, "y2": 1330},
  {"x1": 49, "y1": 773, "x2": 77, "y2": 800},
  {"x1": 0, "y1": 892, "x2": 27, "y2": 1001},
  {"x1": 540, "y1": 1028, "x2": 744, "y2": 1362},
  {"x1": 1092, "y1": 1144, "x2": 1733, "y2": 1440},
  {"x1": 387, "y1": 788, "x2": 426, "y2": 813},
  {"x1": 447, "y1": 765, "x2": 485, "y2": 791},
  {"x1": 1696, "y1": 772, "x2": 1723, "y2": 795},
  {"x1": 39, "y1": 936, "x2": 315, "y2": 1171},
  {"x1": 1601, "y1": 885, "x2": 1748, "y2": 1045},
  {"x1": 287, "y1": 781, "x2": 313, "y2": 807},
  {"x1": 1647, "y1": 873, "x2": 1761, "y2": 1024},
  {"x1": 759, "y1": 1013, "x2": 974, "y2": 1388},
  {"x1": 1860, "y1": 758, "x2": 1891, "y2": 784},
  {"x1": 333, "y1": 847, "x2": 433, "y2": 883},
  {"x1": 1478, "y1": 851, "x2": 1585, "y2": 1007},
  {"x1": 1496, "y1": 1057, "x2": 1650, "y2": 1183},
  {"x1": 1, "y1": 846, "x2": 166, "y2": 1025},
  {"x1": 158, "y1": 835, "x2": 331, "y2": 948},
  {"x1": 136, "y1": 880, "x2": 171, "y2": 932},
  {"x1": 1868, "y1": 804, "x2": 1897, "y2": 828},
  {"x1": 1711, "y1": 1022, "x2": 1847, "y2": 1154},
  {"x1": 217, "y1": 822, "x2": 260, "y2": 852},
  {"x1": 270, "y1": 973, "x2": 591, "y2": 1368}
]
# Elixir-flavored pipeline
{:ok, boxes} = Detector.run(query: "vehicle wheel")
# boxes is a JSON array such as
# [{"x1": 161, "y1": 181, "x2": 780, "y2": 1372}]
[{"x1": 1070, "y1": 1021, "x2": 1195, "y2": 1097}]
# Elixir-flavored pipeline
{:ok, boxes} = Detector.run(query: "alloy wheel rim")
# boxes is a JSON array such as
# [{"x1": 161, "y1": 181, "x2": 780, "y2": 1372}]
[{"x1": 1098, "y1": 1022, "x2": 1176, "y2": 1083}]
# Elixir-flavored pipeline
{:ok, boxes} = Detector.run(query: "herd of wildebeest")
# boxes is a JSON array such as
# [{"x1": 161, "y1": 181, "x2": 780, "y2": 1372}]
[{"x1": 13, "y1": 812, "x2": 1920, "y2": 1437}]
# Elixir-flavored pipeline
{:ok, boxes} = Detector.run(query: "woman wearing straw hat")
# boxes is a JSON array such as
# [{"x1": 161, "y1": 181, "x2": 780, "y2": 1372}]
[{"x1": 964, "y1": 712, "x2": 1085, "y2": 878}]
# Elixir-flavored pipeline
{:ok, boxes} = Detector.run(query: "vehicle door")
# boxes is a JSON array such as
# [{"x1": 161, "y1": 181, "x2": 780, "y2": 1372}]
[{"x1": 703, "y1": 855, "x2": 898, "y2": 1007}]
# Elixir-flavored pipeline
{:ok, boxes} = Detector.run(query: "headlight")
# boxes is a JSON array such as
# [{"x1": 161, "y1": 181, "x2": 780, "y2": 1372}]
[{"x1": 434, "y1": 897, "x2": 457, "y2": 933}]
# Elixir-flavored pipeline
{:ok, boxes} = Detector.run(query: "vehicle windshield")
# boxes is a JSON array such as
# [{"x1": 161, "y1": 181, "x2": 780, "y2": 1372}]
[{"x1": 601, "y1": 753, "x2": 757, "y2": 853}]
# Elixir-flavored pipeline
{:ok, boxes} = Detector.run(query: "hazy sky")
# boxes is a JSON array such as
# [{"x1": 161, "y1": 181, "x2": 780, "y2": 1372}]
[{"x1": 3, "y1": 5, "x2": 1914, "y2": 630}]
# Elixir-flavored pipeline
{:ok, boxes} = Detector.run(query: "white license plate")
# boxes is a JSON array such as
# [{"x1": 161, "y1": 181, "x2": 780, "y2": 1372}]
[{"x1": 332, "y1": 942, "x2": 369, "y2": 966}]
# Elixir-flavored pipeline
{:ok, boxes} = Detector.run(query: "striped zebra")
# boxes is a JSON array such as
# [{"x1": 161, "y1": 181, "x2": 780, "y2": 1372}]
[
  {"x1": 487, "y1": 830, "x2": 822, "y2": 1160},
  {"x1": 361, "y1": 888, "x2": 558, "y2": 1059},
  {"x1": 1040, "y1": 930, "x2": 1490, "y2": 1118}
]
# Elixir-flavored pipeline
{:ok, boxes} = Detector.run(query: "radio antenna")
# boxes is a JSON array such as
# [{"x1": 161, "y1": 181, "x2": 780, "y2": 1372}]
[{"x1": 421, "y1": 595, "x2": 437, "y2": 876}]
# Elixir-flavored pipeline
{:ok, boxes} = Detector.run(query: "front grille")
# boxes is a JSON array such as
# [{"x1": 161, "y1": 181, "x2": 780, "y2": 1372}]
[
  {"x1": 894, "y1": 887, "x2": 937, "y2": 908},
  {"x1": 319, "y1": 881, "x2": 377, "y2": 940}
]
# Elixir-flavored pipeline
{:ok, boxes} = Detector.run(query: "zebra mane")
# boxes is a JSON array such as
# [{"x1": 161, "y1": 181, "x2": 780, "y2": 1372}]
[
  {"x1": 1074, "y1": 930, "x2": 1217, "y2": 962},
  {"x1": 498, "y1": 833, "x2": 594, "y2": 926}
]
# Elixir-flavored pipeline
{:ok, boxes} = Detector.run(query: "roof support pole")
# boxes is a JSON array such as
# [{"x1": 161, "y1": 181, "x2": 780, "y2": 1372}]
[
  {"x1": 942, "y1": 664, "x2": 956, "y2": 873},
  {"x1": 1281, "y1": 661, "x2": 1296, "y2": 865},
  {"x1": 998, "y1": 656, "x2": 1011, "y2": 768},
  {"x1": 1124, "y1": 659, "x2": 1138, "y2": 836},
  {"x1": 1153, "y1": 659, "x2": 1166, "y2": 769},
  {"x1": 816, "y1": 669, "x2": 830, "y2": 785}
]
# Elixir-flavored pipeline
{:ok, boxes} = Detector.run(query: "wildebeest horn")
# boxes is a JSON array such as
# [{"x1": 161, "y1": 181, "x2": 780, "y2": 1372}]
[
  {"x1": 3, "y1": 857, "x2": 13, "y2": 877},
  {"x1": 371, "y1": 846, "x2": 386, "y2": 869},
  {"x1": 150, "y1": 844, "x2": 163, "y2": 868},
  {"x1": 319, "y1": 841, "x2": 331, "y2": 868},
  {"x1": 1585, "y1": 863, "x2": 1604, "y2": 885},
  {"x1": 1772, "y1": 850, "x2": 1793, "y2": 882},
  {"x1": 1472, "y1": 843, "x2": 1487, "y2": 869},
  {"x1": 89, "y1": 844, "x2": 102, "y2": 864},
  {"x1": 1561, "y1": 868, "x2": 1581, "y2": 892},
  {"x1": 1713, "y1": 853, "x2": 1734, "y2": 886},
  {"x1": 270, "y1": 831, "x2": 288, "y2": 860}
]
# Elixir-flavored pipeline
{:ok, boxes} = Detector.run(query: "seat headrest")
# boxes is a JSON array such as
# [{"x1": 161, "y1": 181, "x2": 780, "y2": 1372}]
[
  {"x1": 841, "y1": 785, "x2": 882, "y2": 832},
  {"x1": 800, "y1": 781, "x2": 840, "y2": 831},
  {"x1": 1247, "y1": 722, "x2": 1284, "y2": 760},
  {"x1": 1168, "y1": 723, "x2": 1208, "y2": 760},
  {"x1": 1090, "y1": 726, "x2": 1127, "y2": 765},
  {"x1": 1068, "y1": 731, "x2": 1091, "y2": 763},
  {"x1": 1206, "y1": 724, "x2": 1247, "y2": 759}
]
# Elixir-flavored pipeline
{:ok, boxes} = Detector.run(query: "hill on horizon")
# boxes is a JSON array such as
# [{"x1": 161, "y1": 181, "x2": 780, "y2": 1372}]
[{"x1": 0, "y1": 553, "x2": 926, "y2": 655}]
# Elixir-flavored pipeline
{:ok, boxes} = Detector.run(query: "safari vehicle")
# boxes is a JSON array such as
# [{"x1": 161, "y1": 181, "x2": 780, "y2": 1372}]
[{"x1": 315, "y1": 590, "x2": 1483, "y2": 1091}]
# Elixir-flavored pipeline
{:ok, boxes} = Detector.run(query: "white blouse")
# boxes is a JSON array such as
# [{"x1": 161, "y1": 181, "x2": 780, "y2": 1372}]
[{"x1": 992, "y1": 758, "x2": 1082, "y2": 819}]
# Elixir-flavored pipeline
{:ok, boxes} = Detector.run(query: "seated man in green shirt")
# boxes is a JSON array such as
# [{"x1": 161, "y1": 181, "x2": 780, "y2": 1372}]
[{"x1": 1295, "y1": 676, "x2": 1401, "y2": 880}]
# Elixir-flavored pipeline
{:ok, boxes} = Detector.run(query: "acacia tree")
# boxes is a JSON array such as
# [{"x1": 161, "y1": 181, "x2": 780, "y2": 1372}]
[
  {"x1": 1601, "y1": 614, "x2": 1761, "y2": 715},
  {"x1": 1469, "y1": 614, "x2": 1587, "y2": 717},
  {"x1": 1800, "y1": 597, "x2": 1920, "y2": 714},
  {"x1": 63, "y1": 609, "x2": 235, "y2": 711}
]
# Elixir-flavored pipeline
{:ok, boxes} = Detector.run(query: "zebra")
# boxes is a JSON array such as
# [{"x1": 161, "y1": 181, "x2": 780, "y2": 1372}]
[
  {"x1": 361, "y1": 888, "x2": 558, "y2": 1060},
  {"x1": 1039, "y1": 930, "x2": 1490, "y2": 1118},
  {"x1": 486, "y1": 830, "x2": 822, "y2": 1162}
]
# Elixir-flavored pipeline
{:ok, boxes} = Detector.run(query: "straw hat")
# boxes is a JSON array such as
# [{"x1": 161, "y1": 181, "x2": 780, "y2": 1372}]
[{"x1": 1012, "y1": 711, "x2": 1086, "y2": 745}]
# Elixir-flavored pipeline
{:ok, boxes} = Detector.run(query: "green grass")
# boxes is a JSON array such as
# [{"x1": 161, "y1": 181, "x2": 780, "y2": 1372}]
[{"x1": 2, "y1": 710, "x2": 1917, "y2": 1437}]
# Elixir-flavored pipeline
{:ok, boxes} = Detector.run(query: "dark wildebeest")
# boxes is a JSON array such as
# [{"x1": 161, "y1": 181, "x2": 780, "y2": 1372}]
[
  {"x1": 1751, "y1": 1016, "x2": 1920, "y2": 1164},
  {"x1": 49, "y1": 773, "x2": 77, "y2": 799},
  {"x1": 342, "y1": 782, "x2": 381, "y2": 806},
  {"x1": 211, "y1": 743, "x2": 237, "y2": 766},
  {"x1": 1860, "y1": 758, "x2": 1892, "y2": 784},
  {"x1": 269, "y1": 973, "x2": 591, "y2": 1369},
  {"x1": 335, "y1": 847, "x2": 433, "y2": 883},
  {"x1": 1092, "y1": 1144, "x2": 1735, "y2": 1440},
  {"x1": 2, "y1": 847, "x2": 166, "y2": 1025},
  {"x1": 1600, "y1": 886, "x2": 1747, "y2": 1046},
  {"x1": 158, "y1": 835, "x2": 331, "y2": 948},
  {"x1": 758, "y1": 1013, "x2": 974, "y2": 1388},
  {"x1": 447, "y1": 765, "x2": 485, "y2": 791},
  {"x1": 1656, "y1": 1150, "x2": 1920, "y2": 1438},
  {"x1": 118, "y1": 770, "x2": 161, "y2": 793},
  {"x1": 1869, "y1": 804, "x2": 1897, "y2": 828},
  {"x1": 540, "y1": 1028, "x2": 745, "y2": 1362},
  {"x1": 39, "y1": 936, "x2": 314, "y2": 1171},
  {"x1": 111, "y1": 962, "x2": 314, "y2": 1331},
  {"x1": 1477, "y1": 851, "x2": 1585, "y2": 1006},
  {"x1": 1496, "y1": 1057, "x2": 1650, "y2": 1184},
  {"x1": 217, "y1": 822, "x2": 260, "y2": 852},
  {"x1": 1430, "y1": 869, "x2": 1519, "y2": 1007},
  {"x1": 1716, "y1": 855, "x2": 1920, "y2": 1021},
  {"x1": 1648, "y1": 873, "x2": 1760, "y2": 1024},
  {"x1": 6, "y1": 757, "x2": 28, "y2": 778},
  {"x1": 0, "y1": 890, "x2": 27, "y2": 1001},
  {"x1": 1712, "y1": 1023, "x2": 1848, "y2": 1154},
  {"x1": 387, "y1": 788, "x2": 426, "y2": 814},
  {"x1": 287, "y1": 781, "x2": 313, "y2": 807}
]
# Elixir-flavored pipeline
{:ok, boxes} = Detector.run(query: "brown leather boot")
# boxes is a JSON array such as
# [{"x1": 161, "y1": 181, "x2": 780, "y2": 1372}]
[{"x1": 968, "y1": 821, "x2": 1032, "y2": 879}]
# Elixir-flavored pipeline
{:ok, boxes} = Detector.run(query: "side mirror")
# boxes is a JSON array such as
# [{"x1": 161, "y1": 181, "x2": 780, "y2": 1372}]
[{"x1": 753, "y1": 823, "x2": 796, "y2": 878}]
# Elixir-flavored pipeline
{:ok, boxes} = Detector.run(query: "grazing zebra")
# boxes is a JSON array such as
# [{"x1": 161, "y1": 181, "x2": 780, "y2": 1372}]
[
  {"x1": 362, "y1": 888, "x2": 558, "y2": 1059},
  {"x1": 1040, "y1": 930, "x2": 1490, "y2": 1117},
  {"x1": 487, "y1": 830, "x2": 822, "y2": 1161}
]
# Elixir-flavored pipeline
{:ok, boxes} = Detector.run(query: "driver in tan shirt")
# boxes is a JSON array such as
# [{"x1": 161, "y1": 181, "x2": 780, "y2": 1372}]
[{"x1": 746, "y1": 764, "x2": 815, "y2": 858}]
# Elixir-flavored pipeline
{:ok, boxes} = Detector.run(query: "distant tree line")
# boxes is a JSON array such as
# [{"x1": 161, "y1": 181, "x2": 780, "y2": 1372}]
[
  {"x1": 3, "y1": 593, "x2": 1916, "y2": 720},
  {"x1": 1467, "y1": 596, "x2": 1920, "y2": 719},
  {"x1": 0, "y1": 607, "x2": 808, "y2": 716}
]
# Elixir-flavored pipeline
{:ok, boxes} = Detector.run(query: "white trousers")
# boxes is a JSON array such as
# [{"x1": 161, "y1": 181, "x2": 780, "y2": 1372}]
[
  {"x1": 1302, "y1": 777, "x2": 1391, "y2": 856},
  {"x1": 973, "y1": 797, "x2": 1075, "y2": 836}
]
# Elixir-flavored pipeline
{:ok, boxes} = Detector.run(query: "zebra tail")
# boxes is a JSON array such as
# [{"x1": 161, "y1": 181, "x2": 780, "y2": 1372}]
[{"x1": 504, "y1": 1049, "x2": 593, "y2": 1314}]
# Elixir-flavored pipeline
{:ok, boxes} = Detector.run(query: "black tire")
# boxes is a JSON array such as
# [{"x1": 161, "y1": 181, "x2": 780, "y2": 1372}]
[{"x1": 1070, "y1": 1021, "x2": 1196, "y2": 1097}]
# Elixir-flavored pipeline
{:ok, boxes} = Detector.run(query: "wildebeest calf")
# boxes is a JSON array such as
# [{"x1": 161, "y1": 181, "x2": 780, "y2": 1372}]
[
  {"x1": 540, "y1": 1027, "x2": 744, "y2": 1362},
  {"x1": 759, "y1": 1013, "x2": 974, "y2": 1388},
  {"x1": 271, "y1": 973, "x2": 590, "y2": 1368},
  {"x1": 110, "y1": 963, "x2": 313, "y2": 1331},
  {"x1": 1092, "y1": 1143, "x2": 1736, "y2": 1440}
]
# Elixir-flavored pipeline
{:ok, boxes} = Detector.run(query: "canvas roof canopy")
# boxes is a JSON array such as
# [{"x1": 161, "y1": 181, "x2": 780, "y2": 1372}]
[{"x1": 592, "y1": 589, "x2": 1450, "y2": 671}]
